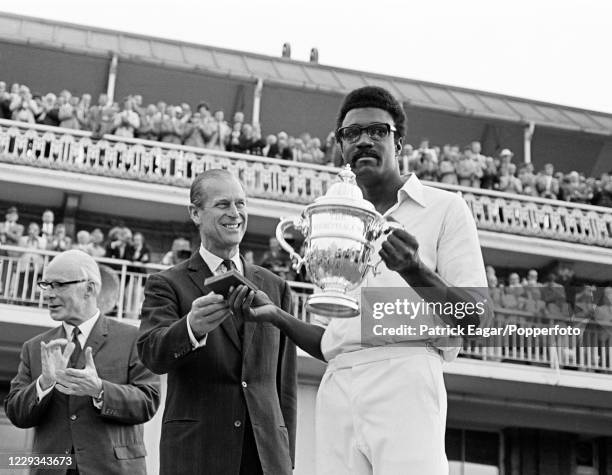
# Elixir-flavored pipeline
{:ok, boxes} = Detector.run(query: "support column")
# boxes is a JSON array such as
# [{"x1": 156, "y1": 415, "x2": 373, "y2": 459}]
[
  {"x1": 252, "y1": 78, "x2": 263, "y2": 129},
  {"x1": 106, "y1": 54, "x2": 119, "y2": 103},
  {"x1": 524, "y1": 121, "x2": 535, "y2": 164}
]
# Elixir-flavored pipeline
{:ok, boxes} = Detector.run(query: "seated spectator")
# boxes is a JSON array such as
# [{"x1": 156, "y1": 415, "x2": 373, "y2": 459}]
[
  {"x1": 47, "y1": 223, "x2": 72, "y2": 252},
  {"x1": 40, "y1": 209, "x2": 55, "y2": 241},
  {"x1": 89, "y1": 228, "x2": 106, "y2": 258},
  {"x1": 72, "y1": 230, "x2": 93, "y2": 254},
  {"x1": 161, "y1": 237, "x2": 191, "y2": 266},
  {"x1": 137, "y1": 104, "x2": 161, "y2": 141},
  {"x1": 113, "y1": 97, "x2": 140, "y2": 138},
  {"x1": 105, "y1": 226, "x2": 134, "y2": 260},
  {"x1": 535, "y1": 163, "x2": 560, "y2": 199}
]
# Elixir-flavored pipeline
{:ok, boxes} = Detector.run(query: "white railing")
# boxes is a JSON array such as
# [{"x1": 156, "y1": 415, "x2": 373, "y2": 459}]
[
  {"x1": 1, "y1": 119, "x2": 611, "y2": 247},
  {"x1": 1, "y1": 245, "x2": 611, "y2": 374}
]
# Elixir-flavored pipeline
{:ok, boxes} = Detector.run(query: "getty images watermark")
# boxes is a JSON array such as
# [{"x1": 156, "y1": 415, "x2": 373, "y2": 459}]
[{"x1": 359, "y1": 287, "x2": 612, "y2": 348}]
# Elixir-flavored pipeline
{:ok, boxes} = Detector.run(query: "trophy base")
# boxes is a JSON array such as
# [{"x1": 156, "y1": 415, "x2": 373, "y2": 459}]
[{"x1": 306, "y1": 292, "x2": 359, "y2": 318}]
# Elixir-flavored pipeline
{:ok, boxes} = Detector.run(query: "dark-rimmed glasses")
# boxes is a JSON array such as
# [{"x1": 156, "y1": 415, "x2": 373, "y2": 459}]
[
  {"x1": 335, "y1": 123, "x2": 396, "y2": 144},
  {"x1": 37, "y1": 279, "x2": 87, "y2": 291}
]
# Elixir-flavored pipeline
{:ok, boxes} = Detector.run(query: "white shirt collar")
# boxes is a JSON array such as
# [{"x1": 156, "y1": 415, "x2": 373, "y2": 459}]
[
  {"x1": 199, "y1": 244, "x2": 243, "y2": 274},
  {"x1": 62, "y1": 309, "x2": 101, "y2": 343},
  {"x1": 383, "y1": 173, "x2": 427, "y2": 217}
]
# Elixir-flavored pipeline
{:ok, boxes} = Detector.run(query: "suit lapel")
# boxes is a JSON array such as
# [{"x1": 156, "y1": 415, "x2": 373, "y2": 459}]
[
  {"x1": 242, "y1": 262, "x2": 265, "y2": 358},
  {"x1": 188, "y1": 252, "x2": 242, "y2": 352},
  {"x1": 85, "y1": 315, "x2": 109, "y2": 360}
]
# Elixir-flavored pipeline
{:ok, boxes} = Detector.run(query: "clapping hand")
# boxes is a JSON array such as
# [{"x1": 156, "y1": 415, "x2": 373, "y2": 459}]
[
  {"x1": 40, "y1": 339, "x2": 74, "y2": 390},
  {"x1": 55, "y1": 347, "x2": 103, "y2": 398}
]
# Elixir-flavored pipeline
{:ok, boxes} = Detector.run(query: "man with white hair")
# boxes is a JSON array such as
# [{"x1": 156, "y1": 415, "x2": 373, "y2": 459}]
[{"x1": 5, "y1": 250, "x2": 160, "y2": 475}]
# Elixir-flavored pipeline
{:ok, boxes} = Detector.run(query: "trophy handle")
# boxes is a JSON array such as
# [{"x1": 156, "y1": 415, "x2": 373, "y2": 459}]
[
  {"x1": 369, "y1": 220, "x2": 404, "y2": 276},
  {"x1": 276, "y1": 217, "x2": 306, "y2": 272}
]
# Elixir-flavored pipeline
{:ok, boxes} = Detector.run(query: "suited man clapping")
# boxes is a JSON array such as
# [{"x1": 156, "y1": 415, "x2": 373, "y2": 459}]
[
  {"x1": 4, "y1": 250, "x2": 160, "y2": 475},
  {"x1": 137, "y1": 169, "x2": 297, "y2": 475}
]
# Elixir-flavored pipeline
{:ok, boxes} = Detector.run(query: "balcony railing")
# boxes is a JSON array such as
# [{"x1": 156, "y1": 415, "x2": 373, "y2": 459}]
[
  {"x1": 1, "y1": 245, "x2": 610, "y2": 374},
  {"x1": 1, "y1": 119, "x2": 611, "y2": 247}
]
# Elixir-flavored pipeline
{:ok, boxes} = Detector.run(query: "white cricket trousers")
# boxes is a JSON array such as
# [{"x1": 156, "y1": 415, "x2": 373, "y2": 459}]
[{"x1": 315, "y1": 346, "x2": 449, "y2": 475}]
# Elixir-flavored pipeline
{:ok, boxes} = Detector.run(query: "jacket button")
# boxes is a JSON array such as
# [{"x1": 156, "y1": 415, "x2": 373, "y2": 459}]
[
  {"x1": 241, "y1": 381, "x2": 247, "y2": 388},
  {"x1": 70, "y1": 414, "x2": 77, "y2": 421},
  {"x1": 234, "y1": 420, "x2": 242, "y2": 428}
]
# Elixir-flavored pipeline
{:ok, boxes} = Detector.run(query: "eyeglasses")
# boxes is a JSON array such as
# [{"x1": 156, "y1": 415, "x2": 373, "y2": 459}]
[
  {"x1": 37, "y1": 279, "x2": 87, "y2": 291},
  {"x1": 335, "y1": 123, "x2": 396, "y2": 144}
]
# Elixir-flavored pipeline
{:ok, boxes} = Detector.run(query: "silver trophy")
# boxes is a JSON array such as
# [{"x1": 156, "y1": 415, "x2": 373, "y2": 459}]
[{"x1": 276, "y1": 165, "x2": 400, "y2": 318}]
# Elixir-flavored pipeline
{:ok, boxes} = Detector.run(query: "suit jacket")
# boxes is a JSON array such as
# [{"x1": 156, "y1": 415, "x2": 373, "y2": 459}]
[
  {"x1": 4, "y1": 316, "x2": 161, "y2": 475},
  {"x1": 137, "y1": 253, "x2": 297, "y2": 475}
]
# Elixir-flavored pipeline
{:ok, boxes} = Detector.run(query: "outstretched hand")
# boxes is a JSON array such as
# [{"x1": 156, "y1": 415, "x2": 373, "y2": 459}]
[{"x1": 228, "y1": 285, "x2": 277, "y2": 323}]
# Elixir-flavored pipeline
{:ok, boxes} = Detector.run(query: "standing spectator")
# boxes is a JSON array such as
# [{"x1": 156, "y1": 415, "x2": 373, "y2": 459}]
[
  {"x1": 160, "y1": 237, "x2": 191, "y2": 266},
  {"x1": 248, "y1": 123, "x2": 266, "y2": 156},
  {"x1": 497, "y1": 163, "x2": 523, "y2": 194},
  {"x1": 113, "y1": 97, "x2": 140, "y2": 138},
  {"x1": 10, "y1": 86, "x2": 38, "y2": 123},
  {"x1": 438, "y1": 153, "x2": 458, "y2": 185},
  {"x1": 58, "y1": 93, "x2": 80, "y2": 130},
  {"x1": 456, "y1": 149, "x2": 476, "y2": 187},
  {"x1": 137, "y1": 104, "x2": 161, "y2": 142},
  {"x1": 183, "y1": 111, "x2": 207, "y2": 148},
  {"x1": 470, "y1": 141, "x2": 486, "y2": 188},
  {"x1": 481, "y1": 154, "x2": 499, "y2": 190},
  {"x1": 88, "y1": 93, "x2": 115, "y2": 139},
  {"x1": 35, "y1": 93, "x2": 60, "y2": 127},
  {"x1": 40, "y1": 210, "x2": 55, "y2": 242},
  {"x1": 131, "y1": 232, "x2": 151, "y2": 267},
  {"x1": 47, "y1": 223, "x2": 72, "y2": 252},
  {"x1": 592, "y1": 173, "x2": 612, "y2": 207},
  {"x1": 17, "y1": 222, "x2": 46, "y2": 297},
  {"x1": 75, "y1": 93, "x2": 92, "y2": 129},
  {"x1": 208, "y1": 109, "x2": 231, "y2": 150},
  {"x1": 72, "y1": 230, "x2": 93, "y2": 255},
  {"x1": 535, "y1": 163, "x2": 560, "y2": 199},
  {"x1": 105, "y1": 226, "x2": 134, "y2": 260},
  {"x1": 0, "y1": 81, "x2": 11, "y2": 119},
  {"x1": 89, "y1": 228, "x2": 106, "y2": 258},
  {"x1": 0, "y1": 206, "x2": 25, "y2": 248},
  {"x1": 5, "y1": 250, "x2": 160, "y2": 475},
  {"x1": 518, "y1": 163, "x2": 538, "y2": 196},
  {"x1": 159, "y1": 106, "x2": 185, "y2": 145},
  {"x1": 262, "y1": 134, "x2": 278, "y2": 158},
  {"x1": 499, "y1": 148, "x2": 514, "y2": 166},
  {"x1": 227, "y1": 121, "x2": 244, "y2": 152}
]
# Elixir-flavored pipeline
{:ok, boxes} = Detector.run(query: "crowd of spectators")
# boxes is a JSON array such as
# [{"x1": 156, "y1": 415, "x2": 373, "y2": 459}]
[
  {"x1": 1, "y1": 80, "x2": 611, "y2": 207},
  {"x1": 0, "y1": 80, "x2": 336, "y2": 166},
  {"x1": 403, "y1": 140, "x2": 612, "y2": 207}
]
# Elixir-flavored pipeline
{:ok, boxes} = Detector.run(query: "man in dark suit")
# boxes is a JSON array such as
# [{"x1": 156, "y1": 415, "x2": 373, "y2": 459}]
[
  {"x1": 4, "y1": 250, "x2": 161, "y2": 474},
  {"x1": 137, "y1": 169, "x2": 297, "y2": 475}
]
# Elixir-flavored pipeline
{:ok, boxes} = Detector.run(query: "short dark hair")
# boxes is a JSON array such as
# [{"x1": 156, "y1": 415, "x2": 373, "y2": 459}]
[
  {"x1": 336, "y1": 86, "x2": 406, "y2": 142},
  {"x1": 190, "y1": 169, "x2": 241, "y2": 208}
]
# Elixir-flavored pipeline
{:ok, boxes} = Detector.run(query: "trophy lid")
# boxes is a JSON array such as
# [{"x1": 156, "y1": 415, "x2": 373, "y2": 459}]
[{"x1": 311, "y1": 165, "x2": 376, "y2": 212}]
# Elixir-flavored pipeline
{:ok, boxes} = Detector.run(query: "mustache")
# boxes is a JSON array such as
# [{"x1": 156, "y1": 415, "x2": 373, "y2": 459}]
[{"x1": 351, "y1": 149, "x2": 380, "y2": 165}]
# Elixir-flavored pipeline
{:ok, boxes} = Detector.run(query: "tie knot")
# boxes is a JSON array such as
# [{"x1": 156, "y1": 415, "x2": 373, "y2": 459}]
[
  {"x1": 222, "y1": 260, "x2": 235, "y2": 272},
  {"x1": 72, "y1": 327, "x2": 81, "y2": 340}
]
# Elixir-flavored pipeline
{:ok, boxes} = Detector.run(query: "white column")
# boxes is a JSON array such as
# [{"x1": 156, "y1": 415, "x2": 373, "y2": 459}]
[
  {"x1": 524, "y1": 121, "x2": 535, "y2": 164},
  {"x1": 252, "y1": 78, "x2": 264, "y2": 129},
  {"x1": 106, "y1": 54, "x2": 119, "y2": 103}
]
